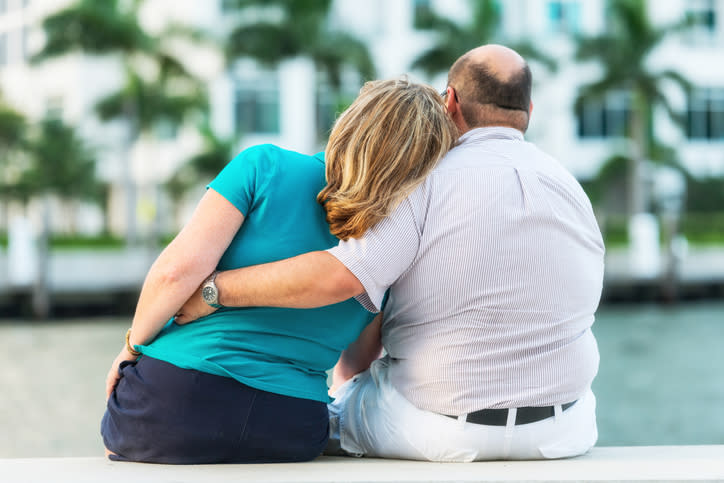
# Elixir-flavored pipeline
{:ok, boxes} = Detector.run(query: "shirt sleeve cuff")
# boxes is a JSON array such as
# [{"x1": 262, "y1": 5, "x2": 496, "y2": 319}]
[{"x1": 327, "y1": 246, "x2": 384, "y2": 313}]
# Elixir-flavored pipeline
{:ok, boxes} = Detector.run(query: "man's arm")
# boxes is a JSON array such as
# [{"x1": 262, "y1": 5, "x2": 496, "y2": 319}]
[
  {"x1": 175, "y1": 251, "x2": 364, "y2": 323},
  {"x1": 218, "y1": 251, "x2": 364, "y2": 307}
]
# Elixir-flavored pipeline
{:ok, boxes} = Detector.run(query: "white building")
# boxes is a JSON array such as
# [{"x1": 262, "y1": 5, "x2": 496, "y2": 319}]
[{"x1": 1, "y1": 0, "x2": 723, "y2": 239}]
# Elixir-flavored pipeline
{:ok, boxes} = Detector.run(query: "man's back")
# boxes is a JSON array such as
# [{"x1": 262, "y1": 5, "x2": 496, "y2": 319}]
[{"x1": 334, "y1": 127, "x2": 605, "y2": 415}]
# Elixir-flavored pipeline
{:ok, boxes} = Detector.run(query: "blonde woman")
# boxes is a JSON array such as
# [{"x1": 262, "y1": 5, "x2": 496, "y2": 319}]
[{"x1": 101, "y1": 78, "x2": 457, "y2": 464}]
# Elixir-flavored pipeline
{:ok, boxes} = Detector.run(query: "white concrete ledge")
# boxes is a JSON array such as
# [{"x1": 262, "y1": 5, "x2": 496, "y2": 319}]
[{"x1": 2, "y1": 446, "x2": 723, "y2": 483}]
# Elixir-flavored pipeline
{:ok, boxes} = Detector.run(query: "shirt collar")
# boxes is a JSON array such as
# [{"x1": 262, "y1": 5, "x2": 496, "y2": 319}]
[{"x1": 458, "y1": 126, "x2": 524, "y2": 145}]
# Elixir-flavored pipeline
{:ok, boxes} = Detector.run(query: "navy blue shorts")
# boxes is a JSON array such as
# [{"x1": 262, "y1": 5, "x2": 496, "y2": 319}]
[{"x1": 101, "y1": 356, "x2": 329, "y2": 464}]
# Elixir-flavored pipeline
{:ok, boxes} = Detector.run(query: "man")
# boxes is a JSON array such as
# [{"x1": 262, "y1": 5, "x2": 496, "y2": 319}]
[{"x1": 177, "y1": 44, "x2": 605, "y2": 461}]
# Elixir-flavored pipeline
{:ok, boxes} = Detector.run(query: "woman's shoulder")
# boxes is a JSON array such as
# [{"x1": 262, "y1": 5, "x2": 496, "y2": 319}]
[
  {"x1": 239, "y1": 144, "x2": 317, "y2": 160},
  {"x1": 232, "y1": 144, "x2": 323, "y2": 171}
]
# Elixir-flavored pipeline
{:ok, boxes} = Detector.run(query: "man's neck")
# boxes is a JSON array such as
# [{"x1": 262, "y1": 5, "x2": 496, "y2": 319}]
[{"x1": 459, "y1": 124, "x2": 525, "y2": 137}]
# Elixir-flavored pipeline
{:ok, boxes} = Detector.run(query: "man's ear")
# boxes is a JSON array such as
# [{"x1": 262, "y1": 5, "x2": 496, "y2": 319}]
[
  {"x1": 529, "y1": 101, "x2": 533, "y2": 117},
  {"x1": 446, "y1": 89, "x2": 458, "y2": 114}
]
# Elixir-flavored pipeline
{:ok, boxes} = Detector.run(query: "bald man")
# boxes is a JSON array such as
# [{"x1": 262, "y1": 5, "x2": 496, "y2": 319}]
[{"x1": 178, "y1": 45, "x2": 605, "y2": 461}]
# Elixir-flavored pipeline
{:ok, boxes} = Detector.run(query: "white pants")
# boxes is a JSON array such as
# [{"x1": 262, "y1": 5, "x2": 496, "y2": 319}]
[{"x1": 327, "y1": 357, "x2": 598, "y2": 462}]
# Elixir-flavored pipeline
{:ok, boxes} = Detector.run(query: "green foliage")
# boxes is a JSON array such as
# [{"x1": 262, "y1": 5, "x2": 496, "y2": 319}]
[
  {"x1": 574, "y1": 0, "x2": 692, "y2": 215},
  {"x1": 225, "y1": 0, "x2": 375, "y2": 87},
  {"x1": 598, "y1": 213, "x2": 724, "y2": 247},
  {"x1": 49, "y1": 233, "x2": 125, "y2": 250},
  {"x1": 31, "y1": 0, "x2": 152, "y2": 62},
  {"x1": 0, "y1": 103, "x2": 26, "y2": 148},
  {"x1": 18, "y1": 119, "x2": 101, "y2": 203},
  {"x1": 574, "y1": 0, "x2": 691, "y2": 119},
  {"x1": 32, "y1": 0, "x2": 211, "y2": 244},
  {"x1": 600, "y1": 216, "x2": 629, "y2": 246},
  {"x1": 0, "y1": 232, "x2": 128, "y2": 250},
  {"x1": 410, "y1": 0, "x2": 556, "y2": 77},
  {"x1": 680, "y1": 213, "x2": 724, "y2": 245},
  {"x1": 34, "y1": 0, "x2": 208, "y2": 138},
  {"x1": 0, "y1": 97, "x2": 28, "y2": 186},
  {"x1": 95, "y1": 69, "x2": 207, "y2": 133},
  {"x1": 0, "y1": 96, "x2": 30, "y2": 204},
  {"x1": 686, "y1": 176, "x2": 724, "y2": 213}
]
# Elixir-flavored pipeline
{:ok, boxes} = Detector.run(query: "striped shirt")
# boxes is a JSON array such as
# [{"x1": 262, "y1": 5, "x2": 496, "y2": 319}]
[{"x1": 328, "y1": 127, "x2": 605, "y2": 415}]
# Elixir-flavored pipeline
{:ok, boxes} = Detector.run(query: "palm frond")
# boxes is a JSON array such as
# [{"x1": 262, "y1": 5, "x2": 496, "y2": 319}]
[
  {"x1": 32, "y1": 0, "x2": 151, "y2": 63},
  {"x1": 227, "y1": 23, "x2": 296, "y2": 65},
  {"x1": 313, "y1": 32, "x2": 375, "y2": 86}
]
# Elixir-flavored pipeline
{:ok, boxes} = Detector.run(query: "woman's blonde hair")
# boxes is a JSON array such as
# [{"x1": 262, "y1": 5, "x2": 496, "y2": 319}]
[{"x1": 319, "y1": 77, "x2": 457, "y2": 240}]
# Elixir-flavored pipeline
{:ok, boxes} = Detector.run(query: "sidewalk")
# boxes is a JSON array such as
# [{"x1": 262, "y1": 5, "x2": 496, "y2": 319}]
[{"x1": 2, "y1": 446, "x2": 723, "y2": 482}]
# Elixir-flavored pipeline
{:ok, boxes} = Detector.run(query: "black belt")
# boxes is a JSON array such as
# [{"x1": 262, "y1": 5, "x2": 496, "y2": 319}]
[{"x1": 445, "y1": 400, "x2": 577, "y2": 426}]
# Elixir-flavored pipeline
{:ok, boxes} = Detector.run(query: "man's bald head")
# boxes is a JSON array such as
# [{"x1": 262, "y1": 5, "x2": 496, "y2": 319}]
[{"x1": 447, "y1": 44, "x2": 532, "y2": 132}]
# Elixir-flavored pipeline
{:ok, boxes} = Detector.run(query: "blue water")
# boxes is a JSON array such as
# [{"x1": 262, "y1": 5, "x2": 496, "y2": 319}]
[
  {"x1": 1, "y1": 302, "x2": 722, "y2": 457},
  {"x1": 592, "y1": 301, "x2": 724, "y2": 445}
]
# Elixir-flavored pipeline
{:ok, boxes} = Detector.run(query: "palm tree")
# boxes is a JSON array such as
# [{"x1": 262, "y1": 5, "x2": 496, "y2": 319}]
[
  {"x1": 0, "y1": 97, "x2": 27, "y2": 223},
  {"x1": 410, "y1": 0, "x2": 556, "y2": 78},
  {"x1": 574, "y1": 0, "x2": 691, "y2": 216},
  {"x1": 20, "y1": 118, "x2": 100, "y2": 317},
  {"x1": 33, "y1": 0, "x2": 207, "y2": 245},
  {"x1": 224, "y1": 0, "x2": 375, "y2": 143}
]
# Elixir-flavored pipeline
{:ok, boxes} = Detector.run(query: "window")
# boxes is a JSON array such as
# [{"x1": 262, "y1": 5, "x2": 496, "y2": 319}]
[
  {"x1": 577, "y1": 91, "x2": 632, "y2": 138},
  {"x1": 687, "y1": 88, "x2": 724, "y2": 140},
  {"x1": 0, "y1": 0, "x2": 6, "y2": 14},
  {"x1": 687, "y1": 0, "x2": 717, "y2": 32},
  {"x1": 547, "y1": 1, "x2": 581, "y2": 34},
  {"x1": 685, "y1": 0, "x2": 718, "y2": 42},
  {"x1": 234, "y1": 79, "x2": 280, "y2": 135}
]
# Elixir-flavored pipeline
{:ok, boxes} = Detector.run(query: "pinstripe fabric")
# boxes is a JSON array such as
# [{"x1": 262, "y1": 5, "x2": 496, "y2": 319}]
[{"x1": 328, "y1": 127, "x2": 605, "y2": 415}]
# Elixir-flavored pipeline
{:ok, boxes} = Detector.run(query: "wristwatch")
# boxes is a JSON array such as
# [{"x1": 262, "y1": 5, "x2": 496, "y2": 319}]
[{"x1": 201, "y1": 271, "x2": 223, "y2": 308}]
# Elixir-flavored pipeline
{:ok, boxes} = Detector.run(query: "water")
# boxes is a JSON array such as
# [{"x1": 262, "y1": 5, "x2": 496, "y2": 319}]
[
  {"x1": 1, "y1": 302, "x2": 723, "y2": 457},
  {"x1": 592, "y1": 301, "x2": 724, "y2": 446}
]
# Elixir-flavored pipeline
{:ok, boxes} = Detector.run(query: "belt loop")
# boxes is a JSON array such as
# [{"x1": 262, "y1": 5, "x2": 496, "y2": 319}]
[
  {"x1": 457, "y1": 413, "x2": 468, "y2": 429},
  {"x1": 505, "y1": 408, "x2": 517, "y2": 429},
  {"x1": 554, "y1": 404, "x2": 562, "y2": 422},
  {"x1": 502, "y1": 408, "x2": 516, "y2": 458}
]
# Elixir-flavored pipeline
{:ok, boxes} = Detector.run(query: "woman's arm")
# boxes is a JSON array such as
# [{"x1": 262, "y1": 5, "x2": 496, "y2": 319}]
[
  {"x1": 329, "y1": 313, "x2": 383, "y2": 395},
  {"x1": 105, "y1": 189, "x2": 244, "y2": 399}
]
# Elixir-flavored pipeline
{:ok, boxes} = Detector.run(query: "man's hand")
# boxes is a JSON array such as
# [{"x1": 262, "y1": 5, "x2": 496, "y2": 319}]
[
  {"x1": 174, "y1": 285, "x2": 217, "y2": 325},
  {"x1": 105, "y1": 345, "x2": 137, "y2": 401}
]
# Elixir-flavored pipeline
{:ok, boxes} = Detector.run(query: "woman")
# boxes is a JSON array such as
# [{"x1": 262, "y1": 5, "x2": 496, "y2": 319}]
[{"x1": 101, "y1": 78, "x2": 457, "y2": 464}]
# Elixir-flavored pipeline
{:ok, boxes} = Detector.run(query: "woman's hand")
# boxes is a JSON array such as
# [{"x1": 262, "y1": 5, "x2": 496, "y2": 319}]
[
  {"x1": 105, "y1": 345, "x2": 137, "y2": 401},
  {"x1": 174, "y1": 286, "x2": 217, "y2": 325}
]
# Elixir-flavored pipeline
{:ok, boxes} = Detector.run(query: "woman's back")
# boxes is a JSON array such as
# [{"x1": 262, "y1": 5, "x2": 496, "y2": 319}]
[{"x1": 138, "y1": 145, "x2": 376, "y2": 403}]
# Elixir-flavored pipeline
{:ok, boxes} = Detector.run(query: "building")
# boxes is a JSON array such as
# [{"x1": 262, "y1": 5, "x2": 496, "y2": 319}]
[{"x1": 1, "y1": 0, "x2": 723, "y2": 240}]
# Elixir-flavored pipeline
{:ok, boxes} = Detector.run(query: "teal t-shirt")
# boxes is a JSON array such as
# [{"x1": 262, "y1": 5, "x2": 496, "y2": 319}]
[{"x1": 137, "y1": 144, "x2": 376, "y2": 403}]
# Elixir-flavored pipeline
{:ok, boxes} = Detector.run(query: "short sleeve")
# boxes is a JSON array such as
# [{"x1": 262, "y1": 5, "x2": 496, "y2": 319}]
[
  {"x1": 208, "y1": 145, "x2": 276, "y2": 216},
  {"x1": 327, "y1": 197, "x2": 422, "y2": 312}
]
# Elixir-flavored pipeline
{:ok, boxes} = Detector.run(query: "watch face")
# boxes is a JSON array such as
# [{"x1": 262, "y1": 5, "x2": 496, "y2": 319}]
[{"x1": 202, "y1": 285, "x2": 216, "y2": 303}]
